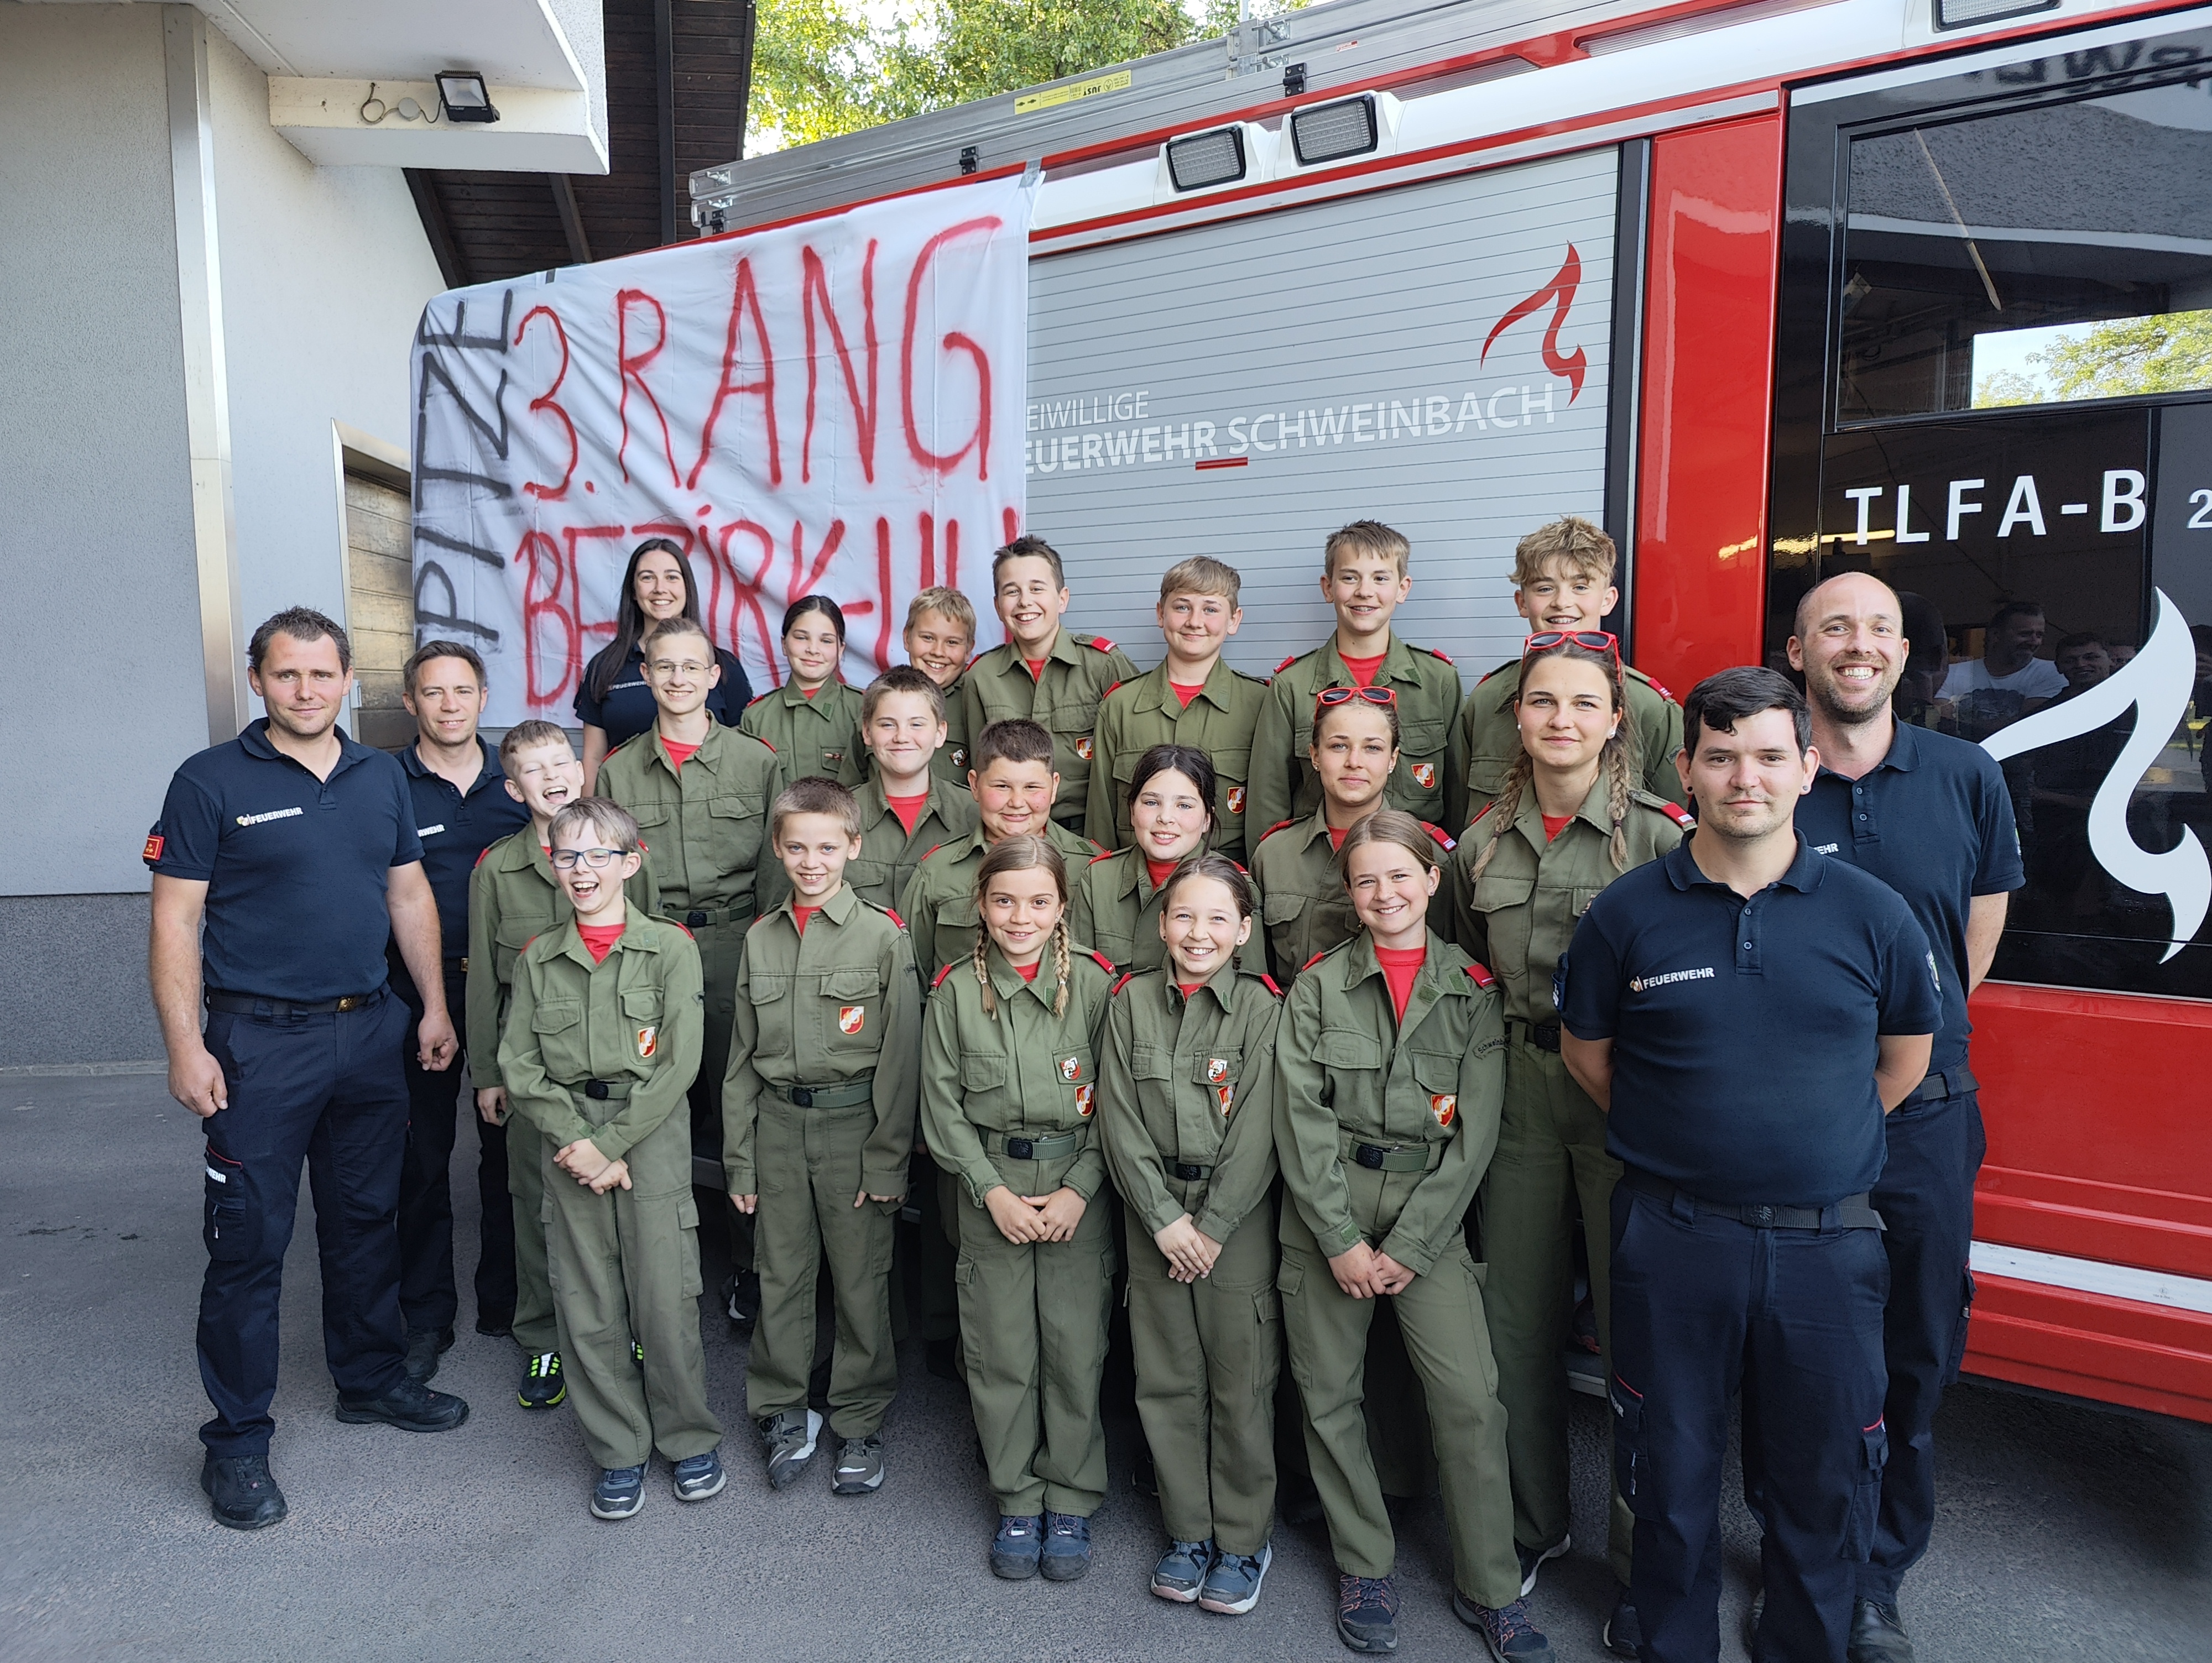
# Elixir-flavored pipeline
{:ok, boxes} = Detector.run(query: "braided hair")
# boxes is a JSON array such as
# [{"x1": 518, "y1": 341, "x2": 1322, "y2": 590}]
[
  {"x1": 971, "y1": 835, "x2": 1073, "y2": 1018},
  {"x1": 1468, "y1": 641, "x2": 1639, "y2": 881}
]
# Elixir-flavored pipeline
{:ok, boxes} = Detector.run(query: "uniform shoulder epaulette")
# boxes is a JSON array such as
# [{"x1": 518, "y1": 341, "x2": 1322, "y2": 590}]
[
  {"x1": 1258, "y1": 972, "x2": 1285, "y2": 997},
  {"x1": 1087, "y1": 949, "x2": 1117, "y2": 975},
  {"x1": 473, "y1": 845, "x2": 493, "y2": 868},
  {"x1": 1301, "y1": 948, "x2": 1329, "y2": 972},
  {"x1": 1110, "y1": 971, "x2": 1137, "y2": 997},
  {"x1": 1257, "y1": 818, "x2": 1296, "y2": 846},
  {"x1": 667, "y1": 918, "x2": 695, "y2": 938},
  {"x1": 1469, "y1": 801, "x2": 1497, "y2": 828},
  {"x1": 918, "y1": 843, "x2": 946, "y2": 863},
  {"x1": 521, "y1": 933, "x2": 542, "y2": 955},
  {"x1": 1230, "y1": 664, "x2": 1268, "y2": 684},
  {"x1": 1101, "y1": 679, "x2": 1124, "y2": 700},
  {"x1": 884, "y1": 907, "x2": 906, "y2": 929},
  {"x1": 1658, "y1": 801, "x2": 1695, "y2": 829},
  {"x1": 932, "y1": 962, "x2": 958, "y2": 989},
  {"x1": 747, "y1": 691, "x2": 774, "y2": 708},
  {"x1": 1081, "y1": 635, "x2": 1117, "y2": 653},
  {"x1": 1422, "y1": 821, "x2": 1457, "y2": 852},
  {"x1": 1625, "y1": 665, "x2": 1677, "y2": 703},
  {"x1": 1420, "y1": 645, "x2": 1455, "y2": 667},
  {"x1": 1089, "y1": 850, "x2": 1116, "y2": 864},
  {"x1": 1464, "y1": 961, "x2": 1496, "y2": 989},
  {"x1": 1274, "y1": 652, "x2": 1300, "y2": 676},
  {"x1": 967, "y1": 650, "x2": 988, "y2": 670}
]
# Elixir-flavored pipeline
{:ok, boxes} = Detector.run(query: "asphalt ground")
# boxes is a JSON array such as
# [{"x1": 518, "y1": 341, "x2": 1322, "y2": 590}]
[{"x1": 4, "y1": 1070, "x2": 2208, "y2": 1662}]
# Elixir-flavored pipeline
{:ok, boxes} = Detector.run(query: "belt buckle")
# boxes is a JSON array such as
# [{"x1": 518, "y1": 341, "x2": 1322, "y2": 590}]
[
  {"x1": 334, "y1": 995, "x2": 361, "y2": 1012},
  {"x1": 585, "y1": 1080, "x2": 610, "y2": 1101},
  {"x1": 686, "y1": 909, "x2": 709, "y2": 928},
  {"x1": 1173, "y1": 1162, "x2": 1202, "y2": 1181},
  {"x1": 1006, "y1": 1136, "x2": 1035, "y2": 1161},
  {"x1": 1354, "y1": 1144, "x2": 1386, "y2": 1170},
  {"x1": 1750, "y1": 1204, "x2": 1775, "y2": 1226},
  {"x1": 790, "y1": 1087, "x2": 815, "y2": 1107}
]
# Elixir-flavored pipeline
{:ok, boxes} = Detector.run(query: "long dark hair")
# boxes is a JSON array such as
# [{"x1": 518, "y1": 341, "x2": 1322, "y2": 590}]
[
  {"x1": 1127, "y1": 743, "x2": 1217, "y2": 831},
  {"x1": 586, "y1": 538, "x2": 705, "y2": 702}
]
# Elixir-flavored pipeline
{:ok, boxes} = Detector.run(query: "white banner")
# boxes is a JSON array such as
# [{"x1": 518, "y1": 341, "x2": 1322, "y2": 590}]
[{"x1": 409, "y1": 174, "x2": 1034, "y2": 725}]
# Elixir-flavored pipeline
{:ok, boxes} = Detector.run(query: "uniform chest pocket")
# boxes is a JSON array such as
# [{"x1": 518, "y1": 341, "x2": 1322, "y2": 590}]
[
  {"x1": 1470, "y1": 874, "x2": 1535, "y2": 915},
  {"x1": 1211, "y1": 747, "x2": 1252, "y2": 786},
  {"x1": 1316, "y1": 1029, "x2": 1383, "y2": 1071},
  {"x1": 530, "y1": 1000, "x2": 587, "y2": 1074},
  {"x1": 1397, "y1": 718, "x2": 1446, "y2": 758},
  {"x1": 1187, "y1": 1047, "x2": 1243, "y2": 1086},
  {"x1": 847, "y1": 856, "x2": 891, "y2": 892},
  {"x1": 1045, "y1": 704, "x2": 1095, "y2": 735},
  {"x1": 941, "y1": 897, "x2": 980, "y2": 930},
  {"x1": 821, "y1": 968, "x2": 881, "y2": 1001},
  {"x1": 1129, "y1": 1043, "x2": 1175, "y2": 1082},
  {"x1": 708, "y1": 792, "x2": 765, "y2": 825},
  {"x1": 620, "y1": 989, "x2": 664, "y2": 1024},
  {"x1": 1571, "y1": 886, "x2": 1605, "y2": 918},
  {"x1": 1262, "y1": 891, "x2": 1309, "y2": 926},
  {"x1": 1405, "y1": 1049, "x2": 1461, "y2": 1093},
  {"x1": 1060, "y1": 1046, "x2": 1099, "y2": 1116},
  {"x1": 961, "y1": 1054, "x2": 1008, "y2": 1092},
  {"x1": 749, "y1": 975, "x2": 791, "y2": 1004},
  {"x1": 629, "y1": 802, "x2": 672, "y2": 832}
]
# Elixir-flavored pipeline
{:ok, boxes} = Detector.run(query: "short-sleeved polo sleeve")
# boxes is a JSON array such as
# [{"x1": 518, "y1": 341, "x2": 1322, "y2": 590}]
[
  {"x1": 1559, "y1": 902, "x2": 1625, "y2": 1042},
  {"x1": 387, "y1": 769, "x2": 425, "y2": 869},
  {"x1": 1970, "y1": 750, "x2": 2026, "y2": 896},
  {"x1": 147, "y1": 770, "x2": 223, "y2": 881},
  {"x1": 1876, "y1": 906, "x2": 1944, "y2": 1037}
]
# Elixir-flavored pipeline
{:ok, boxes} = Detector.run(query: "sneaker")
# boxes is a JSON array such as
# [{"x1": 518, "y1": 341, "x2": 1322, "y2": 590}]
[
  {"x1": 759, "y1": 1408, "x2": 823, "y2": 1489},
  {"x1": 1516, "y1": 1533, "x2": 1571, "y2": 1597},
  {"x1": 1452, "y1": 1593, "x2": 1555, "y2": 1661},
  {"x1": 991, "y1": 1513, "x2": 1044, "y2": 1579},
  {"x1": 1850, "y1": 1598, "x2": 1916, "y2": 1663},
  {"x1": 832, "y1": 1434, "x2": 885, "y2": 1495},
  {"x1": 591, "y1": 1464, "x2": 646, "y2": 1520},
  {"x1": 1603, "y1": 1587, "x2": 1642, "y2": 1658},
  {"x1": 1150, "y1": 1538, "x2": 1214, "y2": 1602},
  {"x1": 200, "y1": 1453, "x2": 286, "y2": 1531},
  {"x1": 518, "y1": 1351, "x2": 566, "y2": 1410},
  {"x1": 334, "y1": 1377, "x2": 469, "y2": 1433},
  {"x1": 726, "y1": 1269, "x2": 761, "y2": 1329},
  {"x1": 1040, "y1": 1510, "x2": 1092, "y2": 1581},
  {"x1": 1336, "y1": 1574, "x2": 1400, "y2": 1653},
  {"x1": 673, "y1": 1448, "x2": 727, "y2": 1503},
  {"x1": 1198, "y1": 1543, "x2": 1273, "y2": 1615},
  {"x1": 401, "y1": 1325, "x2": 456, "y2": 1385}
]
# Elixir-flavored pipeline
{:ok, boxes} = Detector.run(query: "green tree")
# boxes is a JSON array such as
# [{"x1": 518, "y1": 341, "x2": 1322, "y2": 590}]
[{"x1": 2042, "y1": 310, "x2": 2212, "y2": 401}]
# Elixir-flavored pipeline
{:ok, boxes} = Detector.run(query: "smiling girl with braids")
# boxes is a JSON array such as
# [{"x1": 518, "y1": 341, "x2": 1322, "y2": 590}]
[{"x1": 1444, "y1": 631, "x2": 1692, "y2": 1651}]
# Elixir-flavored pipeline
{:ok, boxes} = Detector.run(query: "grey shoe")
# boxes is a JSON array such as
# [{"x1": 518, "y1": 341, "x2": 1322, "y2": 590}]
[
  {"x1": 672, "y1": 1447, "x2": 726, "y2": 1502},
  {"x1": 831, "y1": 1434, "x2": 885, "y2": 1494},
  {"x1": 759, "y1": 1408, "x2": 822, "y2": 1489}
]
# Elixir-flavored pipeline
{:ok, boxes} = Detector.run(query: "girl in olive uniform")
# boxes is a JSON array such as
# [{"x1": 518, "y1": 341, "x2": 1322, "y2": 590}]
[
  {"x1": 1099, "y1": 854, "x2": 1284, "y2": 1614},
  {"x1": 1250, "y1": 690, "x2": 1454, "y2": 985},
  {"x1": 1072, "y1": 745, "x2": 1267, "y2": 976},
  {"x1": 1447, "y1": 634, "x2": 1688, "y2": 1649},
  {"x1": 920, "y1": 837, "x2": 1119, "y2": 1583},
  {"x1": 1274, "y1": 812, "x2": 1542, "y2": 1659},
  {"x1": 742, "y1": 595, "x2": 867, "y2": 789}
]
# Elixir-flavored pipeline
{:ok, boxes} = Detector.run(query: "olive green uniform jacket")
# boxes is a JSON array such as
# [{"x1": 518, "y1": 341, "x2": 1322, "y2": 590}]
[
  {"x1": 1084, "y1": 659, "x2": 1268, "y2": 859},
  {"x1": 896, "y1": 820, "x2": 1103, "y2": 982},
  {"x1": 1070, "y1": 846, "x2": 1269, "y2": 979},
  {"x1": 959, "y1": 627, "x2": 1139, "y2": 827},
  {"x1": 498, "y1": 907, "x2": 718, "y2": 1472},
  {"x1": 848, "y1": 773, "x2": 977, "y2": 916},
  {"x1": 1249, "y1": 636, "x2": 1463, "y2": 836},
  {"x1": 740, "y1": 677, "x2": 866, "y2": 790},
  {"x1": 1447, "y1": 661, "x2": 1684, "y2": 832},
  {"x1": 723, "y1": 885, "x2": 920, "y2": 1435}
]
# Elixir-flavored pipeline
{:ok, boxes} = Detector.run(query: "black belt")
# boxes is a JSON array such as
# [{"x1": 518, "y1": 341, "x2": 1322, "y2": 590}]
[
  {"x1": 665, "y1": 905, "x2": 744, "y2": 929},
  {"x1": 1621, "y1": 1168, "x2": 1882, "y2": 1231},
  {"x1": 581, "y1": 1079, "x2": 634, "y2": 1101},
  {"x1": 1170, "y1": 1161, "x2": 1212, "y2": 1182},
  {"x1": 205, "y1": 989, "x2": 383, "y2": 1016},
  {"x1": 1903, "y1": 1065, "x2": 1978, "y2": 1105},
  {"x1": 1507, "y1": 1017, "x2": 1561, "y2": 1053},
  {"x1": 989, "y1": 1129, "x2": 1083, "y2": 1161}
]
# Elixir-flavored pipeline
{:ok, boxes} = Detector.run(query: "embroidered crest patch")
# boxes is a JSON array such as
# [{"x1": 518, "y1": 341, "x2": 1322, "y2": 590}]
[
  {"x1": 1206, "y1": 1058, "x2": 1229, "y2": 1083},
  {"x1": 1410, "y1": 761, "x2": 1437, "y2": 789},
  {"x1": 637, "y1": 1027, "x2": 659, "y2": 1059},
  {"x1": 1430, "y1": 1092, "x2": 1456, "y2": 1129},
  {"x1": 838, "y1": 1005, "x2": 865, "y2": 1034},
  {"x1": 1060, "y1": 1054, "x2": 1082, "y2": 1081},
  {"x1": 1074, "y1": 735, "x2": 1094, "y2": 761},
  {"x1": 1226, "y1": 786, "x2": 1245, "y2": 815},
  {"x1": 1216, "y1": 1084, "x2": 1235, "y2": 1116},
  {"x1": 1074, "y1": 1082, "x2": 1096, "y2": 1116}
]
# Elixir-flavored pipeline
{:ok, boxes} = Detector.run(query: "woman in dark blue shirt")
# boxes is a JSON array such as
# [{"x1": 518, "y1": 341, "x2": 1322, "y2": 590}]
[{"x1": 576, "y1": 538, "x2": 752, "y2": 791}]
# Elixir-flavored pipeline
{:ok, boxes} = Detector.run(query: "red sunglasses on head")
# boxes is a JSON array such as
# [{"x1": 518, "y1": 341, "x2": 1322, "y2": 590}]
[
  {"x1": 1524, "y1": 629, "x2": 1621, "y2": 666},
  {"x1": 1315, "y1": 686, "x2": 1398, "y2": 710}
]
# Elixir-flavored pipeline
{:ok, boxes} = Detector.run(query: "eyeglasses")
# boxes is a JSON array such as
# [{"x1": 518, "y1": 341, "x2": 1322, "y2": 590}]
[
  {"x1": 550, "y1": 847, "x2": 626, "y2": 870},
  {"x1": 1315, "y1": 686, "x2": 1397, "y2": 710},
  {"x1": 647, "y1": 658, "x2": 711, "y2": 678},
  {"x1": 1524, "y1": 629, "x2": 1621, "y2": 666}
]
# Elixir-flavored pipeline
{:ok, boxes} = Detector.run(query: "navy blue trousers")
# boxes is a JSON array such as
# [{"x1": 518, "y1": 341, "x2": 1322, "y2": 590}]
[
  {"x1": 1859, "y1": 1090, "x2": 1983, "y2": 1603},
  {"x1": 396, "y1": 965, "x2": 517, "y2": 1336},
  {"x1": 197, "y1": 992, "x2": 411, "y2": 1458},
  {"x1": 1610, "y1": 1181, "x2": 1890, "y2": 1663}
]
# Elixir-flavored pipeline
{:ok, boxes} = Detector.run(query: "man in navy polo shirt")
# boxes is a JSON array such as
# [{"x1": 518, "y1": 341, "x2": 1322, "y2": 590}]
[
  {"x1": 1561, "y1": 667, "x2": 1939, "y2": 1663},
  {"x1": 391, "y1": 640, "x2": 528, "y2": 1380},
  {"x1": 1788, "y1": 573, "x2": 2022, "y2": 1663},
  {"x1": 148, "y1": 608, "x2": 470, "y2": 1531}
]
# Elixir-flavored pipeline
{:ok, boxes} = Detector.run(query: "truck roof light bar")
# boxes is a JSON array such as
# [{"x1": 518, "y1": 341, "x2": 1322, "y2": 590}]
[
  {"x1": 1932, "y1": 0, "x2": 2059, "y2": 29},
  {"x1": 1166, "y1": 125, "x2": 1248, "y2": 191},
  {"x1": 1290, "y1": 94, "x2": 1379, "y2": 167}
]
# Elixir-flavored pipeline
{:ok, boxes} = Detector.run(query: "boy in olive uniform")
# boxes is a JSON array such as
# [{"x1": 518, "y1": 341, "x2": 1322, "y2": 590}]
[
  {"x1": 468, "y1": 721, "x2": 659, "y2": 1410},
  {"x1": 890, "y1": 587, "x2": 980, "y2": 789},
  {"x1": 598, "y1": 616, "x2": 781, "y2": 1319},
  {"x1": 1086, "y1": 557, "x2": 1268, "y2": 859},
  {"x1": 1249, "y1": 521, "x2": 1462, "y2": 836},
  {"x1": 499, "y1": 799, "x2": 722, "y2": 1520},
  {"x1": 961, "y1": 536, "x2": 1138, "y2": 832},
  {"x1": 848, "y1": 667, "x2": 978, "y2": 912},
  {"x1": 900, "y1": 718, "x2": 1102, "y2": 981},
  {"x1": 1445, "y1": 516, "x2": 1684, "y2": 830},
  {"x1": 726, "y1": 780, "x2": 921, "y2": 1497}
]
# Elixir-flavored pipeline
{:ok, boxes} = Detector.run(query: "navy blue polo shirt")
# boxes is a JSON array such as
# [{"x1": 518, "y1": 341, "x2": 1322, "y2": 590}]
[
  {"x1": 145, "y1": 719, "x2": 422, "y2": 1001},
  {"x1": 1561, "y1": 835, "x2": 1942, "y2": 1207},
  {"x1": 1797, "y1": 720, "x2": 2021, "y2": 1075},
  {"x1": 398, "y1": 738, "x2": 528, "y2": 955},
  {"x1": 573, "y1": 641, "x2": 752, "y2": 746}
]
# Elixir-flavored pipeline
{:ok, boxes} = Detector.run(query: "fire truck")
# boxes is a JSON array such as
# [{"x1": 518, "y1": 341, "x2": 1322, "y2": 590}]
[{"x1": 687, "y1": 0, "x2": 2212, "y2": 1419}]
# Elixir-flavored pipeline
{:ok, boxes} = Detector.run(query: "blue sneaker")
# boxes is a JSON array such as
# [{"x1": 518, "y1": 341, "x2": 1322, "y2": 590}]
[
  {"x1": 991, "y1": 1514, "x2": 1044, "y2": 1580},
  {"x1": 1151, "y1": 1538, "x2": 1214, "y2": 1602},
  {"x1": 1198, "y1": 1542, "x2": 1272, "y2": 1614},
  {"x1": 1337, "y1": 1574, "x2": 1400, "y2": 1652},
  {"x1": 1040, "y1": 1510, "x2": 1092, "y2": 1581},
  {"x1": 672, "y1": 1447, "x2": 726, "y2": 1502},
  {"x1": 1452, "y1": 1592, "x2": 1555, "y2": 1662},
  {"x1": 590, "y1": 1464, "x2": 646, "y2": 1520}
]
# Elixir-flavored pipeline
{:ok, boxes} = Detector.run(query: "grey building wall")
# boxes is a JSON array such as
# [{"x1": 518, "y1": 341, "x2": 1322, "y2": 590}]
[{"x1": 0, "y1": 897, "x2": 162, "y2": 1069}]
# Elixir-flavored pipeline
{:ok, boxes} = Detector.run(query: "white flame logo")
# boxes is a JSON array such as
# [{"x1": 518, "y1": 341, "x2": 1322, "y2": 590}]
[{"x1": 1981, "y1": 588, "x2": 2209, "y2": 962}]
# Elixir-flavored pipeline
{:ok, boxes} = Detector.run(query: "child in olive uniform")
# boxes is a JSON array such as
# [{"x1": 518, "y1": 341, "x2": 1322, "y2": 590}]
[
  {"x1": 725, "y1": 779, "x2": 921, "y2": 1497},
  {"x1": 1448, "y1": 634, "x2": 1688, "y2": 1651},
  {"x1": 1249, "y1": 521, "x2": 1462, "y2": 836},
  {"x1": 1086, "y1": 557, "x2": 1266, "y2": 857},
  {"x1": 1250, "y1": 689, "x2": 1455, "y2": 985},
  {"x1": 1098, "y1": 854, "x2": 1284, "y2": 1614},
  {"x1": 1446, "y1": 516, "x2": 1684, "y2": 829},
  {"x1": 743, "y1": 595, "x2": 866, "y2": 789},
  {"x1": 919, "y1": 837, "x2": 1118, "y2": 1582},
  {"x1": 1274, "y1": 812, "x2": 1542, "y2": 1658},
  {"x1": 498, "y1": 799, "x2": 722, "y2": 1520},
  {"x1": 847, "y1": 667, "x2": 978, "y2": 912},
  {"x1": 961, "y1": 536, "x2": 1138, "y2": 831},
  {"x1": 468, "y1": 721, "x2": 659, "y2": 1411},
  {"x1": 898, "y1": 587, "x2": 978, "y2": 788},
  {"x1": 1073, "y1": 744, "x2": 1267, "y2": 977}
]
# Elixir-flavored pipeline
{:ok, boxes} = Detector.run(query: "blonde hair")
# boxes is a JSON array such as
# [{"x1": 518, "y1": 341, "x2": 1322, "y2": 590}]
[
  {"x1": 1511, "y1": 515, "x2": 1616, "y2": 588},
  {"x1": 1159, "y1": 556, "x2": 1241, "y2": 607},
  {"x1": 971, "y1": 836, "x2": 1072, "y2": 1018},
  {"x1": 906, "y1": 585, "x2": 977, "y2": 637},
  {"x1": 1335, "y1": 809, "x2": 1439, "y2": 886},
  {"x1": 769, "y1": 777, "x2": 863, "y2": 846},
  {"x1": 1468, "y1": 642, "x2": 1637, "y2": 882},
  {"x1": 1323, "y1": 520, "x2": 1410, "y2": 579}
]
